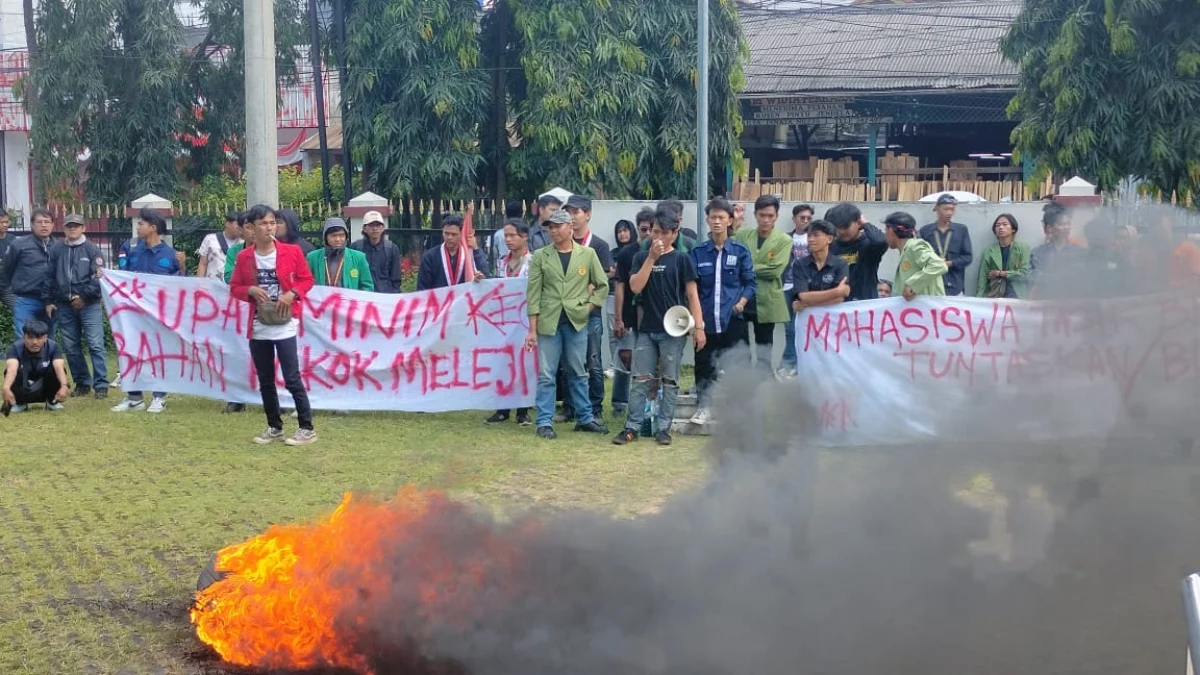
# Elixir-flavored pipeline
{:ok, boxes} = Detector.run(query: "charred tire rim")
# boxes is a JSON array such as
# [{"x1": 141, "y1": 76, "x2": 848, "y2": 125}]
[{"x1": 196, "y1": 554, "x2": 229, "y2": 593}]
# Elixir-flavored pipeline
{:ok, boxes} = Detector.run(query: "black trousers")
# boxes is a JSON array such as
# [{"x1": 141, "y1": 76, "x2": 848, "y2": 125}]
[
  {"x1": 14, "y1": 366, "x2": 60, "y2": 405},
  {"x1": 743, "y1": 313, "x2": 776, "y2": 374},
  {"x1": 249, "y1": 337, "x2": 313, "y2": 431},
  {"x1": 694, "y1": 317, "x2": 749, "y2": 408}
]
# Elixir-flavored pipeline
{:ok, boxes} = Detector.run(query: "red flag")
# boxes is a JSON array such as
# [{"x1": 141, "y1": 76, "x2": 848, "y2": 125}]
[{"x1": 461, "y1": 200, "x2": 477, "y2": 282}]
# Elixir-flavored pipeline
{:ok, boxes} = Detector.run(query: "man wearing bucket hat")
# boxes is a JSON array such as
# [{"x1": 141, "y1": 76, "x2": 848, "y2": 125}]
[
  {"x1": 885, "y1": 211, "x2": 947, "y2": 300},
  {"x1": 306, "y1": 217, "x2": 374, "y2": 291},
  {"x1": 350, "y1": 210, "x2": 402, "y2": 293}
]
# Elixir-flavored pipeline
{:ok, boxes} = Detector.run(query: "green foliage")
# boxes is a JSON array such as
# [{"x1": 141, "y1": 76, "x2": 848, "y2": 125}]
[
  {"x1": 503, "y1": 0, "x2": 745, "y2": 199},
  {"x1": 25, "y1": 0, "x2": 307, "y2": 202},
  {"x1": 1002, "y1": 0, "x2": 1200, "y2": 200},
  {"x1": 342, "y1": 0, "x2": 490, "y2": 199}
]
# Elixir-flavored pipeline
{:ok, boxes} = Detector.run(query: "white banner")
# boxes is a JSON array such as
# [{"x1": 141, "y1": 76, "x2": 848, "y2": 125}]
[
  {"x1": 100, "y1": 271, "x2": 536, "y2": 411},
  {"x1": 794, "y1": 294, "x2": 1200, "y2": 446}
]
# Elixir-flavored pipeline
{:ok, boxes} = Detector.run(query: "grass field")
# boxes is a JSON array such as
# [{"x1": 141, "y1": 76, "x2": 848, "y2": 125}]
[{"x1": 0, "y1": 384, "x2": 707, "y2": 674}]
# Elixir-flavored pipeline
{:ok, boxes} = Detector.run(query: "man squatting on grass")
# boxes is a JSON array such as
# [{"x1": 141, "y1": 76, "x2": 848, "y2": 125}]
[
  {"x1": 2, "y1": 320, "x2": 69, "y2": 413},
  {"x1": 229, "y1": 204, "x2": 318, "y2": 447}
]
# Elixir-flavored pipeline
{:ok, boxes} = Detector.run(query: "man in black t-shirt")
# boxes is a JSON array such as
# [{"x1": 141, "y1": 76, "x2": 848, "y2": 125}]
[
  {"x1": 826, "y1": 202, "x2": 888, "y2": 301},
  {"x1": 564, "y1": 195, "x2": 614, "y2": 420},
  {"x1": 789, "y1": 219, "x2": 851, "y2": 311},
  {"x1": 611, "y1": 208, "x2": 653, "y2": 417},
  {"x1": 613, "y1": 209, "x2": 704, "y2": 447},
  {"x1": 2, "y1": 320, "x2": 69, "y2": 413}
]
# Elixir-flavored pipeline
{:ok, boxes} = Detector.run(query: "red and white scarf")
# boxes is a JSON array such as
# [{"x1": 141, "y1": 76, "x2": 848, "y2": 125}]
[{"x1": 441, "y1": 244, "x2": 466, "y2": 286}]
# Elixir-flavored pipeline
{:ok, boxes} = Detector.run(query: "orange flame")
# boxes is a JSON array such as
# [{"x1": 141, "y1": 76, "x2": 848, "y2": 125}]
[{"x1": 190, "y1": 486, "x2": 530, "y2": 674}]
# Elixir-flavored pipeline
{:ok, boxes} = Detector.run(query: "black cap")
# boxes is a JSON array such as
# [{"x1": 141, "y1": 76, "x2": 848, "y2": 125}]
[
  {"x1": 565, "y1": 195, "x2": 592, "y2": 212},
  {"x1": 935, "y1": 193, "x2": 958, "y2": 206}
]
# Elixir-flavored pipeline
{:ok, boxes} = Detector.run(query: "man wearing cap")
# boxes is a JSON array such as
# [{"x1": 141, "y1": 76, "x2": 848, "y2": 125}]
[
  {"x1": 918, "y1": 194, "x2": 973, "y2": 296},
  {"x1": 350, "y1": 211, "x2": 402, "y2": 293},
  {"x1": 525, "y1": 208, "x2": 609, "y2": 440},
  {"x1": 528, "y1": 189, "x2": 569, "y2": 251},
  {"x1": 416, "y1": 214, "x2": 488, "y2": 291},
  {"x1": 564, "y1": 194, "x2": 614, "y2": 420},
  {"x1": 43, "y1": 214, "x2": 107, "y2": 398},
  {"x1": 307, "y1": 217, "x2": 374, "y2": 291},
  {"x1": 885, "y1": 211, "x2": 947, "y2": 299}
]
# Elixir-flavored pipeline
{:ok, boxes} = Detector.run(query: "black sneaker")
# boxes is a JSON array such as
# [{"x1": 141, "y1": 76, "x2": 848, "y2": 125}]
[
  {"x1": 612, "y1": 429, "x2": 638, "y2": 445},
  {"x1": 655, "y1": 430, "x2": 673, "y2": 446},
  {"x1": 536, "y1": 426, "x2": 557, "y2": 440},
  {"x1": 70, "y1": 385, "x2": 91, "y2": 398},
  {"x1": 485, "y1": 411, "x2": 510, "y2": 424},
  {"x1": 574, "y1": 420, "x2": 609, "y2": 434},
  {"x1": 222, "y1": 402, "x2": 246, "y2": 414},
  {"x1": 553, "y1": 409, "x2": 573, "y2": 424},
  {"x1": 93, "y1": 388, "x2": 109, "y2": 400},
  {"x1": 516, "y1": 410, "x2": 532, "y2": 426}
]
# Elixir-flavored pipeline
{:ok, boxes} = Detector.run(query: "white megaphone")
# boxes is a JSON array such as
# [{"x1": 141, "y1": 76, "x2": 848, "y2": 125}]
[{"x1": 663, "y1": 305, "x2": 696, "y2": 338}]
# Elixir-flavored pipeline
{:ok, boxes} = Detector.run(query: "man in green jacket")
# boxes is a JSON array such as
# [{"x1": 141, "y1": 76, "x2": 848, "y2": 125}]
[
  {"x1": 307, "y1": 217, "x2": 374, "y2": 291},
  {"x1": 734, "y1": 195, "x2": 792, "y2": 375},
  {"x1": 884, "y1": 211, "x2": 947, "y2": 300},
  {"x1": 525, "y1": 209, "x2": 609, "y2": 440}
]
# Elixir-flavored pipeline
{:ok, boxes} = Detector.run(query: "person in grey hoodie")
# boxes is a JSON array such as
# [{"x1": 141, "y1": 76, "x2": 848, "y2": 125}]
[
  {"x1": 2, "y1": 208, "x2": 55, "y2": 338},
  {"x1": 44, "y1": 214, "x2": 108, "y2": 398}
]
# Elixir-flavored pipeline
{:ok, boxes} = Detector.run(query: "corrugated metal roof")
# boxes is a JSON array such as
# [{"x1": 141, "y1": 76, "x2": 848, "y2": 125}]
[{"x1": 742, "y1": 0, "x2": 1020, "y2": 96}]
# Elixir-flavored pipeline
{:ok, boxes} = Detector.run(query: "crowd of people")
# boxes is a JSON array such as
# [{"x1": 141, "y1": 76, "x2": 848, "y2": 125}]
[{"x1": 0, "y1": 192, "x2": 1198, "y2": 447}]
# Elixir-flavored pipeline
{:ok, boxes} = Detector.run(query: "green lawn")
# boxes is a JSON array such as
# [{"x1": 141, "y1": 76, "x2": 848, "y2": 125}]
[{"x1": 0, "y1": 385, "x2": 706, "y2": 674}]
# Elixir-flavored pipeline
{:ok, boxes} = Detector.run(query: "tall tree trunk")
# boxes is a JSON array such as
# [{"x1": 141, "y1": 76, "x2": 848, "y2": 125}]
[{"x1": 22, "y1": 0, "x2": 43, "y2": 204}]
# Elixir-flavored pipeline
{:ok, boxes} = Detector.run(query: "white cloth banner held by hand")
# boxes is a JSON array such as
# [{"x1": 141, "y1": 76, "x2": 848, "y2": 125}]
[
  {"x1": 794, "y1": 294, "x2": 1200, "y2": 447},
  {"x1": 101, "y1": 271, "x2": 536, "y2": 412}
]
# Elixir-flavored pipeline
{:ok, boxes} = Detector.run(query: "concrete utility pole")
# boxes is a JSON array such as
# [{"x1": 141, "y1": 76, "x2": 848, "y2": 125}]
[
  {"x1": 244, "y1": 0, "x2": 279, "y2": 207},
  {"x1": 696, "y1": 0, "x2": 710, "y2": 239}
]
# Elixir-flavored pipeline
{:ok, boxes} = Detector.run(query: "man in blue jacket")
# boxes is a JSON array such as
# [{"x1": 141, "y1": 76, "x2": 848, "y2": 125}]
[
  {"x1": 918, "y1": 193, "x2": 973, "y2": 296},
  {"x1": 44, "y1": 214, "x2": 108, "y2": 399},
  {"x1": 112, "y1": 209, "x2": 181, "y2": 414},
  {"x1": 688, "y1": 198, "x2": 756, "y2": 426}
]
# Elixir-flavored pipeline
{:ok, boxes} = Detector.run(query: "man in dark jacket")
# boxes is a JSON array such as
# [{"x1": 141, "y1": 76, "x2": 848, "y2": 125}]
[
  {"x1": 2, "y1": 208, "x2": 55, "y2": 338},
  {"x1": 350, "y1": 210, "x2": 402, "y2": 293},
  {"x1": 827, "y1": 202, "x2": 888, "y2": 302},
  {"x1": 0, "y1": 211, "x2": 16, "y2": 326},
  {"x1": 918, "y1": 193, "x2": 974, "y2": 296},
  {"x1": 416, "y1": 214, "x2": 487, "y2": 291},
  {"x1": 44, "y1": 214, "x2": 108, "y2": 398}
]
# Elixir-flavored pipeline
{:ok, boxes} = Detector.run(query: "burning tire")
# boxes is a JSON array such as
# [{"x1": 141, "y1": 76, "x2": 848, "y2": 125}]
[{"x1": 196, "y1": 554, "x2": 227, "y2": 592}]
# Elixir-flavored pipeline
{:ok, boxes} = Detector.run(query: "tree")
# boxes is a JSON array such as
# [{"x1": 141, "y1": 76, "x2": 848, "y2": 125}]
[
  {"x1": 23, "y1": 0, "x2": 306, "y2": 202},
  {"x1": 501, "y1": 0, "x2": 745, "y2": 199},
  {"x1": 1002, "y1": 0, "x2": 1200, "y2": 201},
  {"x1": 341, "y1": 0, "x2": 490, "y2": 199}
]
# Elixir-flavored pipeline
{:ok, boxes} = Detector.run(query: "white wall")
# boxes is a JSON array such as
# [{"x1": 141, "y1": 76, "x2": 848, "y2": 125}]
[{"x1": 3, "y1": 131, "x2": 31, "y2": 216}]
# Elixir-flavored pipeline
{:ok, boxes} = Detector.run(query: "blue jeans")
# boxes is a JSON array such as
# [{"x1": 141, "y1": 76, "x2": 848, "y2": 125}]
[
  {"x1": 57, "y1": 302, "x2": 108, "y2": 390},
  {"x1": 781, "y1": 303, "x2": 797, "y2": 369},
  {"x1": 535, "y1": 321, "x2": 594, "y2": 428},
  {"x1": 14, "y1": 295, "x2": 54, "y2": 340},
  {"x1": 586, "y1": 312, "x2": 605, "y2": 416},
  {"x1": 607, "y1": 297, "x2": 631, "y2": 410},
  {"x1": 624, "y1": 331, "x2": 685, "y2": 433}
]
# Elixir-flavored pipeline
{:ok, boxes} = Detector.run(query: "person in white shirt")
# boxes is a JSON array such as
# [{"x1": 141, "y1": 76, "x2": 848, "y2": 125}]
[{"x1": 196, "y1": 212, "x2": 243, "y2": 281}]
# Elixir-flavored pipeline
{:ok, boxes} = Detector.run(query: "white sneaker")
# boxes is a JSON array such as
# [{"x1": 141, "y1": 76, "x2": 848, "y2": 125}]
[
  {"x1": 147, "y1": 397, "x2": 166, "y2": 414},
  {"x1": 690, "y1": 408, "x2": 712, "y2": 425},
  {"x1": 10, "y1": 404, "x2": 27, "y2": 413},
  {"x1": 289, "y1": 409, "x2": 298, "y2": 418},
  {"x1": 46, "y1": 402, "x2": 65, "y2": 412},
  {"x1": 284, "y1": 428, "x2": 317, "y2": 446},
  {"x1": 111, "y1": 398, "x2": 145, "y2": 412},
  {"x1": 252, "y1": 427, "x2": 285, "y2": 445}
]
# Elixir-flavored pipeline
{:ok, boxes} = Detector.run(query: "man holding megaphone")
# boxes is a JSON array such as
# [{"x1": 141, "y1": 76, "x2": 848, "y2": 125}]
[{"x1": 613, "y1": 208, "x2": 705, "y2": 447}]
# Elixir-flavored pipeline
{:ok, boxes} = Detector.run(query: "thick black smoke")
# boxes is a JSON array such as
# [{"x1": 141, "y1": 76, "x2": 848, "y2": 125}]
[{"x1": 330, "y1": 205, "x2": 1200, "y2": 675}]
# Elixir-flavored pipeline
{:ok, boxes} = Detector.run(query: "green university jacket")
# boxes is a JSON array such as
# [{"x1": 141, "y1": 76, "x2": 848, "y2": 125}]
[
  {"x1": 306, "y1": 248, "x2": 374, "y2": 290},
  {"x1": 896, "y1": 238, "x2": 948, "y2": 296},
  {"x1": 975, "y1": 241, "x2": 1031, "y2": 298},
  {"x1": 527, "y1": 243, "x2": 608, "y2": 336},
  {"x1": 734, "y1": 227, "x2": 792, "y2": 323}
]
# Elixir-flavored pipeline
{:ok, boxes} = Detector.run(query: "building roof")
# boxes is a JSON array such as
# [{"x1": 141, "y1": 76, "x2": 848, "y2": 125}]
[{"x1": 741, "y1": 0, "x2": 1020, "y2": 96}]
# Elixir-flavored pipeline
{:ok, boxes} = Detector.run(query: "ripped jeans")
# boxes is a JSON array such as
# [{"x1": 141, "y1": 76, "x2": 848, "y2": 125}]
[{"x1": 623, "y1": 331, "x2": 685, "y2": 433}]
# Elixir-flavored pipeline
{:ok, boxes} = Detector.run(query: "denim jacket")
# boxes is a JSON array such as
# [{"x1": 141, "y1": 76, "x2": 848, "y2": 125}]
[{"x1": 690, "y1": 238, "x2": 757, "y2": 334}]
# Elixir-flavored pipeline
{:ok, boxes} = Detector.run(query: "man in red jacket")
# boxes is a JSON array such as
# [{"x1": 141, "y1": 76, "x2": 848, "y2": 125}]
[{"x1": 230, "y1": 204, "x2": 317, "y2": 446}]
